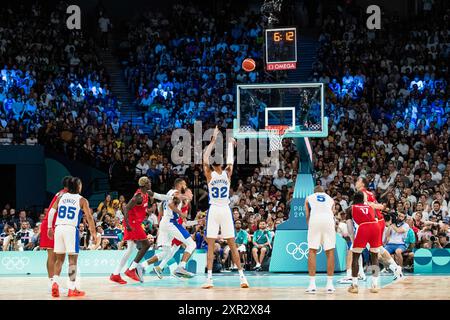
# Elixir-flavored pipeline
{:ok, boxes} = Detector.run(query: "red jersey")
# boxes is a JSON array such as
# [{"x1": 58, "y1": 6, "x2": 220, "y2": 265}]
[
  {"x1": 361, "y1": 188, "x2": 383, "y2": 219},
  {"x1": 43, "y1": 189, "x2": 66, "y2": 228},
  {"x1": 128, "y1": 189, "x2": 149, "y2": 224},
  {"x1": 351, "y1": 203, "x2": 376, "y2": 226}
]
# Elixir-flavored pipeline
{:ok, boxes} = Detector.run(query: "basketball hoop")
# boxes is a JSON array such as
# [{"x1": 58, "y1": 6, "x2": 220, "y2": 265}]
[{"x1": 266, "y1": 125, "x2": 288, "y2": 151}]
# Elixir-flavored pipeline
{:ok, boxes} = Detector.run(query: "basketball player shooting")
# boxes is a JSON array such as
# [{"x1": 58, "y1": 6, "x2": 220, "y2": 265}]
[{"x1": 202, "y1": 126, "x2": 249, "y2": 289}]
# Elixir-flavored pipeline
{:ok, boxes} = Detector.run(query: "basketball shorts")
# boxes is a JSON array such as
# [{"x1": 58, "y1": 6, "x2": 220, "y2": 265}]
[
  {"x1": 54, "y1": 225, "x2": 79, "y2": 254},
  {"x1": 205, "y1": 205, "x2": 234, "y2": 239},
  {"x1": 123, "y1": 220, "x2": 147, "y2": 241},
  {"x1": 308, "y1": 217, "x2": 336, "y2": 251},
  {"x1": 39, "y1": 220, "x2": 54, "y2": 249},
  {"x1": 157, "y1": 221, "x2": 191, "y2": 247},
  {"x1": 353, "y1": 222, "x2": 380, "y2": 250}
]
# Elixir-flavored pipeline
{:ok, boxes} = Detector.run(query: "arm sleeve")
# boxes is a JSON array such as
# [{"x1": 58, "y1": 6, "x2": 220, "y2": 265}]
[
  {"x1": 153, "y1": 193, "x2": 173, "y2": 201},
  {"x1": 47, "y1": 208, "x2": 56, "y2": 229}
]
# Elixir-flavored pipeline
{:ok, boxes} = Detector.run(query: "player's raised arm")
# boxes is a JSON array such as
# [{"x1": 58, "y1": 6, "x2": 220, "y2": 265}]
[
  {"x1": 203, "y1": 126, "x2": 220, "y2": 182},
  {"x1": 225, "y1": 137, "x2": 236, "y2": 179},
  {"x1": 80, "y1": 197, "x2": 97, "y2": 244},
  {"x1": 123, "y1": 194, "x2": 141, "y2": 231}
]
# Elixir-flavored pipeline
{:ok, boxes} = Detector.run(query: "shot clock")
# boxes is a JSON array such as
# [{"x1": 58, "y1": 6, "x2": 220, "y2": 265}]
[{"x1": 265, "y1": 27, "x2": 297, "y2": 71}]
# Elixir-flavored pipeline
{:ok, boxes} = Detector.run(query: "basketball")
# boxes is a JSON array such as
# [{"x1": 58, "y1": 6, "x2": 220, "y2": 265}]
[{"x1": 242, "y1": 58, "x2": 256, "y2": 72}]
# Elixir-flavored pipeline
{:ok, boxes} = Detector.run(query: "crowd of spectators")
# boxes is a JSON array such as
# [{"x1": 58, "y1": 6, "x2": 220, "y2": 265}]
[
  {"x1": 120, "y1": 3, "x2": 283, "y2": 132},
  {"x1": 309, "y1": 3, "x2": 450, "y2": 269},
  {"x1": 1, "y1": 1, "x2": 450, "y2": 273},
  {"x1": 0, "y1": 2, "x2": 121, "y2": 171}
]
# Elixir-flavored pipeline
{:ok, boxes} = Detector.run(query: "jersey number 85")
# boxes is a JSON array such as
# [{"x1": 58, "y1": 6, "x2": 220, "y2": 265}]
[{"x1": 58, "y1": 205, "x2": 77, "y2": 220}]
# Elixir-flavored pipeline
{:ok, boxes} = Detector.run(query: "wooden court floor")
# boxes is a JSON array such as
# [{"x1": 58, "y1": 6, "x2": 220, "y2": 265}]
[{"x1": 0, "y1": 274, "x2": 449, "y2": 300}]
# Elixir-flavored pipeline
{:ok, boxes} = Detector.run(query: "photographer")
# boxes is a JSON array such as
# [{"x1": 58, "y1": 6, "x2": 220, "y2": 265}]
[
  {"x1": 428, "y1": 223, "x2": 449, "y2": 248},
  {"x1": 2, "y1": 226, "x2": 19, "y2": 251},
  {"x1": 434, "y1": 233, "x2": 450, "y2": 249},
  {"x1": 384, "y1": 212, "x2": 410, "y2": 267}
]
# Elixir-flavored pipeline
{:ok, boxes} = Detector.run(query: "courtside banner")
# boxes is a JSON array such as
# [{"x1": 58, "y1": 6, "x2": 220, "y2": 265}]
[
  {"x1": 269, "y1": 230, "x2": 347, "y2": 272},
  {"x1": 414, "y1": 248, "x2": 450, "y2": 273},
  {"x1": 0, "y1": 249, "x2": 206, "y2": 275}
]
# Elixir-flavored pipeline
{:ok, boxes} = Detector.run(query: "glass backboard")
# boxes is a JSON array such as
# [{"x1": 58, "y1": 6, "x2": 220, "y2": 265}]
[{"x1": 233, "y1": 83, "x2": 327, "y2": 139}]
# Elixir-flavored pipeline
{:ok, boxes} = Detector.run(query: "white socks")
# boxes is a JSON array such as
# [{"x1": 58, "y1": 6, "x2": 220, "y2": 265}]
[
  {"x1": 372, "y1": 276, "x2": 379, "y2": 287},
  {"x1": 114, "y1": 241, "x2": 135, "y2": 275},
  {"x1": 388, "y1": 258, "x2": 398, "y2": 272},
  {"x1": 179, "y1": 261, "x2": 187, "y2": 269},
  {"x1": 309, "y1": 276, "x2": 316, "y2": 287},
  {"x1": 238, "y1": 269, "x2": 245, "y2": 279},
  {"x1": 326, "y1": 276, "x2": 333, "y2": 287},
  {"x1": 141, "y1": 260, "x2": 149, "y2": 269},
  {"x1": 352, "y1": 277, "x2": 358, "y2": 286},
  {"x1": 129, "y1": 261, "x2": 138, "y2": 270},
  {"x1": 346, "y1": 269, "x2": 352, "y2": 277},
  {"x1": 207, "y1": 270, "x2": 213, "y2": 280},
  {"x1": 358, "y1": 255, "x2": 364, "y2": 275},
  {"x1": 68, "y1": 280, "x2": 76, "y2": 290}
]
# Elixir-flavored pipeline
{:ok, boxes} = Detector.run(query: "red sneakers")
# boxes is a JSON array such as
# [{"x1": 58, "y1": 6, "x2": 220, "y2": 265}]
[
  {"x1": 110, "y1": 274, "x2": 127, "y2": 284},
  {"x1": 51, "y1": 282, "x2": 59, "y2": 298},
  {"x1": 124, "y1": 268, "x2": 140, "y2": 282},
  {"x1": 68, "y1": 289, "x2": 85, "y2": 297}
]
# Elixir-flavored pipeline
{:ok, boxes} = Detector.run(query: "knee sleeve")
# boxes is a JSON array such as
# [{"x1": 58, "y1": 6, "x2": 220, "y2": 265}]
[{"x1": 184, "y1": 237, "x2": 196, "y2": 254}]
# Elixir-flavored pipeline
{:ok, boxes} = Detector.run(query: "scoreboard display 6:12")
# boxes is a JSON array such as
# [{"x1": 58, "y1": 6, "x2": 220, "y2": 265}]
[{"x1": 265, "y1": 27, "x2": 297, "y2": 71}]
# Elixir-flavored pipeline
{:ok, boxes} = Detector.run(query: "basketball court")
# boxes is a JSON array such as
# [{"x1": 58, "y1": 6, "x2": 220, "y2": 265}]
[{"x1": 2, "y1": 273, "x2": 449, "y2": 300}]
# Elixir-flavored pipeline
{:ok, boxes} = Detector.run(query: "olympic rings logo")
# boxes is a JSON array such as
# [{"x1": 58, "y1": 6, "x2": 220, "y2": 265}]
[
  {"x1": 286, "y1": 242, "x2": 322, "y2": 260},
  {"x1": 1, "y1": 257, "x2": 30, "y2": 270}
]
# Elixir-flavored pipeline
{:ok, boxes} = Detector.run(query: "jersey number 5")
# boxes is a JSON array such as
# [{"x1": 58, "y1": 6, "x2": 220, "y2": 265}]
[
  {"x1": 316, "y1": 195, "x2": 326, "y2": 202},
  {"x1": 211, "y1": 187, "x2": 227, "y2": 198},
  {"x1": 58, "y1": 206, "x2": 77, "y2": 220}
]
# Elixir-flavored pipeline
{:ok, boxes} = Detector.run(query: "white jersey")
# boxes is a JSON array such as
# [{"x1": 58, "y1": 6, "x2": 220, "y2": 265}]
[
  {"x1": 208, "y1": 170, "x2": 230, "y2": 207},
  {"x1": 55, "y1": 193, "x2": 83, "y2": 227},
  {"x1": 306, "y1": 192, "x2": 334, "y2": 220},
  {"x1": 161, "y1": 189, "x2": 181, "y2": 224}
]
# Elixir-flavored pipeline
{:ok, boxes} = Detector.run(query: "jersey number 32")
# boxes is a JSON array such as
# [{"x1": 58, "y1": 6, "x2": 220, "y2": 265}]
[{"x1": 211, "y1": 187, "x2": 228, "y2": 198}]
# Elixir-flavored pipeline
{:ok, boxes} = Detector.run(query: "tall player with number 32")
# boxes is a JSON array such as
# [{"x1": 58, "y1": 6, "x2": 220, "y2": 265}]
[{"x1": 202, "y1": 127, "x2": 249, "y2": 289}]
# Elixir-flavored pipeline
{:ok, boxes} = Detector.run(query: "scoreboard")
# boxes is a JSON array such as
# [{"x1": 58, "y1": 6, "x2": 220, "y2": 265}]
[{"x1": 265, "y1": 27, "x2": 297, "y2": 71}]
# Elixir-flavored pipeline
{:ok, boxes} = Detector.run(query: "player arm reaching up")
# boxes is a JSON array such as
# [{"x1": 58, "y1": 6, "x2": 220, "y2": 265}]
[
  {"x1": 225, "y1": 136, "x2": 236, "y2": 179},
  {"x1": 203, "y1": 126, "x2": 220, "y2": 182},
  {"x1": 80, "y1": 197, "x2": 97, "y2": 244}
]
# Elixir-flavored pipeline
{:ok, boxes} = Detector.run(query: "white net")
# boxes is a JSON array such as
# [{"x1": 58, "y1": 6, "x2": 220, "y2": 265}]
[{"x1": 267, "y1": 127, "x2": 287, "y2": 152}]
